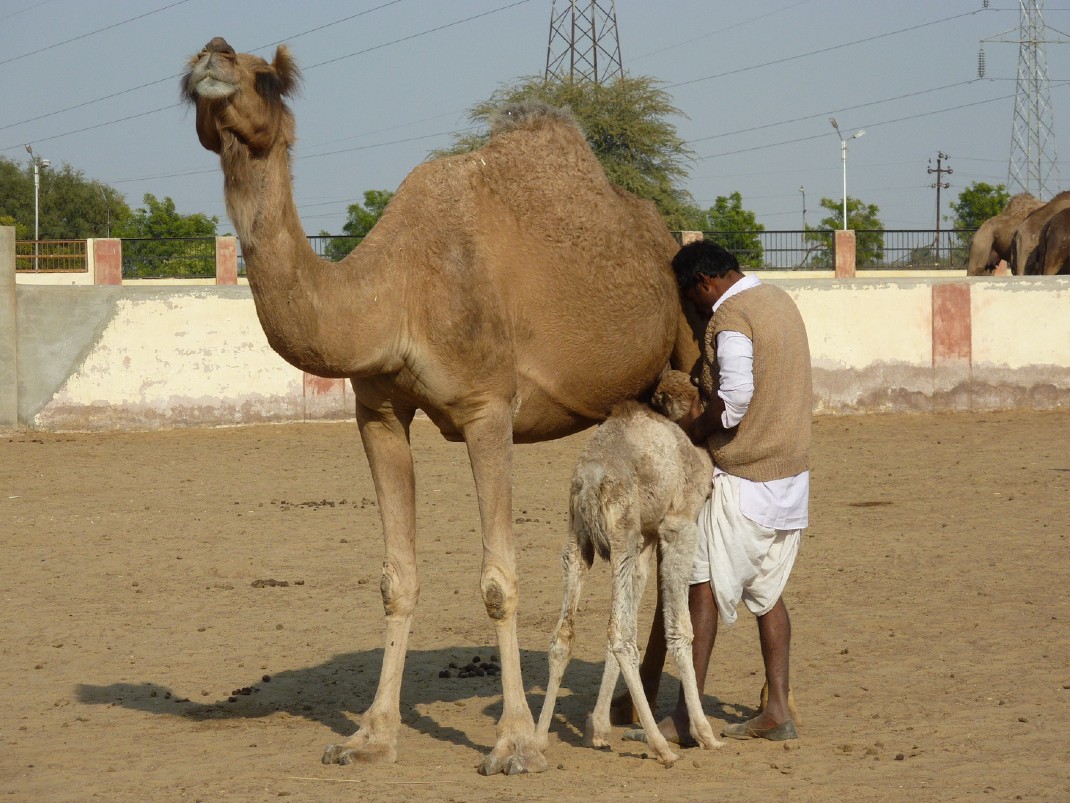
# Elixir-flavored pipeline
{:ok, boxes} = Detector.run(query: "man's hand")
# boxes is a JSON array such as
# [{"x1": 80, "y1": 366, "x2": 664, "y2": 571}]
[{"x1": 682, "y1": 394, "x2": 726, "y2": 445}]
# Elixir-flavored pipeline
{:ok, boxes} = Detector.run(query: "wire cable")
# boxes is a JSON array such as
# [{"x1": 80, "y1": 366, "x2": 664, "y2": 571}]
[{"x1": 0, "y1": 0, "x2": 191, "y2": 68}]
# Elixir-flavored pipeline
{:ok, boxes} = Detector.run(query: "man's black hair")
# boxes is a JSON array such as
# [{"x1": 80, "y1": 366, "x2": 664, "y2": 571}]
[{"x1": 671, "y1": 240, "x2": 740, "y2": 290}]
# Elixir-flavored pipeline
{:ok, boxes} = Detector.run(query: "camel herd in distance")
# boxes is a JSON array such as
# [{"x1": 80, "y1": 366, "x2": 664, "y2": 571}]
[{"x1": 967, "y1": 191, "x2": 1070, "y2": 276}]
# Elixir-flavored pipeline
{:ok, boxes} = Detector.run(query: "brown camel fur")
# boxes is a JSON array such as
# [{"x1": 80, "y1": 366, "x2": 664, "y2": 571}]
[
  {"x1": 1010, "y1": 190, "x2": 1070, "y2": 275},
  {"x1": 182, "y1": 38, "x2": 698, "y2": 776},
  {"x1": 1025, "y1": 207, "x2": 1070, "y2": 275},
  {"x1": 966, "y1": 193, "x2": 1043, "y2": 275}
]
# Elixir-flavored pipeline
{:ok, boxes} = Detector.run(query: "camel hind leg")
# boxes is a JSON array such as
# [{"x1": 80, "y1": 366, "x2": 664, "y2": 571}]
[
  {"x1": 535, "y1": 532, "x2": 590, "y2": 752},
  {"x1": 658, "y1": 515, "x2": 721, "y2": 750}
]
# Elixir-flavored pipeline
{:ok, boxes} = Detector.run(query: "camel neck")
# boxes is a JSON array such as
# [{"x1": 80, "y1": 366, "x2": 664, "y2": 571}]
[{"x1": 221, "y1": 146, "x2": 400, "y2": 379}]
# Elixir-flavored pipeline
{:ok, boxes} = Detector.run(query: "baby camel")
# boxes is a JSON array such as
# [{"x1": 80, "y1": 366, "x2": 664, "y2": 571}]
[{"x1": 535, "y1": 371, "x2": 722, "y2": 767}]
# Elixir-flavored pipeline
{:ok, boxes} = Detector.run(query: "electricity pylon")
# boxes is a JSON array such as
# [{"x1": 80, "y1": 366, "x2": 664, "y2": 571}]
[
  {"x1": 545, "y1": 0, "x2": 623, "y2": 83},
  {"x1": 979, "y1": 0, "x2": 1069, "y2": 199}
]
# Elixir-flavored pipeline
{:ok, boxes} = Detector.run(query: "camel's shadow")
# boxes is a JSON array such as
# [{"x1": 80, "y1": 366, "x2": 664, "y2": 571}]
[{"x1": 77, "y1": 647, "x2": 753, "y2": 753}]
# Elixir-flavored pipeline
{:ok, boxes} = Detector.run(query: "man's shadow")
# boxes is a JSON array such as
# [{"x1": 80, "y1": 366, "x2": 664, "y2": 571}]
[{"x1": 77, "y1": 647, "x2": 754, "y2": 753}]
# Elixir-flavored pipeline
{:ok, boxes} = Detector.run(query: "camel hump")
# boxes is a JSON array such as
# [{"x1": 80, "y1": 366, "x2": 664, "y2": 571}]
[{"x1": 489, "y1": 100, "x2": 581, "y2": 139}]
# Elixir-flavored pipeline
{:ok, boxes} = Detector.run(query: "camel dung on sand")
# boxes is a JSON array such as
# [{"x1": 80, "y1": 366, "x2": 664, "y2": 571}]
[{"x1": 182, "y1": 37, "x2": 697, "y2": 776}]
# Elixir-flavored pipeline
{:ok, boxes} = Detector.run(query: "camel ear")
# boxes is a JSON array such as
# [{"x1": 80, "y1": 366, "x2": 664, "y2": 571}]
[{"x1": 271, "y1": 45, "x2": 302, "y2": 97}]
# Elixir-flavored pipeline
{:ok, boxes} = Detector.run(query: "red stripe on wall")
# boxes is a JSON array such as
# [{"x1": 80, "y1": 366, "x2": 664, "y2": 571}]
[
  {"x1": 303, "y1": 374, "x2": 345, "y2": 396},
  {"x1": 932, "y1": 283, "x2": 971, "y2": 365}
]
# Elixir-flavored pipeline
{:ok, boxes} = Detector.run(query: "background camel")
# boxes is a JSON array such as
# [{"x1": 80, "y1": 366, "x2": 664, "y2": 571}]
[
  {"x1": 534, "y1": 371, "x2": 720, "y2": 768},
  {"x1": 1025, "y1": 207, "x2": 1070, "y2": 275},
  {"x1": 966, "y1": 193, "x2": 1043, "y2": 275},
  {"x1": 1009, "y1": 190, "x2": 1070, "y2": 274},
  {"x1": 183, "y1": 38, "x2": 697, "y2": 776}
]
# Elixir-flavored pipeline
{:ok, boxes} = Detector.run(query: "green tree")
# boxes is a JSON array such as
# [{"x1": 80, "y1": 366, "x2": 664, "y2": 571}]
[
  {"x1": 114, "y1": 194, "x2": 217, "y2": 239},
  {"x1": 687, "y1": 191, "x2": 765, "y2": 267},
  {"x1": 437, "y1": 75, "x2": 696, "y2": 229},
  {"x1": 804, "y1": 197, "x2": 884, "y2": 267},
  {"x1": 948, "y1": 181, "x2": 1010, "y2": 230},
  {"x1": 0, "y1": 156, "x2": 129, "y2": 239},
  {"x1": 318, "y1": 189, "x2": 394, "y2": 262},
  {"x1": 114, "y1": 194, "x2": 218, "y2": 278}
]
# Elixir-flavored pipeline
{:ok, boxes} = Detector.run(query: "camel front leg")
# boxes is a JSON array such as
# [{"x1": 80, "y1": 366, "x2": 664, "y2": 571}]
[
  {"x1": 323, "y1": 399, "x2": 417, "y2": 766},
  {"x1": 463, "y1": 407, "x2": 548, "y2": 776}
]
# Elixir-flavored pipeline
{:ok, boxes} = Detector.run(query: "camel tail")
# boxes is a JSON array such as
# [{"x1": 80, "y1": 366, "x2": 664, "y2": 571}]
[{"x1": 569, "y1": 462, "x2": 625, "y2": 566}]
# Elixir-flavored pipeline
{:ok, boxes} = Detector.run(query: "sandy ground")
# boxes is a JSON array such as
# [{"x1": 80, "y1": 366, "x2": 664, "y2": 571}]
[{"x1": 1, "y1": 410, "x2": 1069, "y2": 802}]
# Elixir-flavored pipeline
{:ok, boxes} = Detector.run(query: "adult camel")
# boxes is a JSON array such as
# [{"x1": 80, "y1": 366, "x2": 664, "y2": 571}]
[
  {"x1": 966, "y1": 193, "x2": 1043, "y2": 275},
  {"x1": 182, "y1": 38, "x2": 698, "y2": 775},
  {"x1": 1025, "y1": 207, "x2": 1070, "y2": 274},
  {"x1": 1009, "y1": 190, "x2": 1070, "y2": 274}
]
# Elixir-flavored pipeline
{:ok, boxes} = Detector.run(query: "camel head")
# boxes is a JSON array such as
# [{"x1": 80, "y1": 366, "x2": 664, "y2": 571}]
[
  {"x1": 649, "y1": 370, "x2": 698, "y2": 423},
  {"x1": 182, "y1": 37, "x2": 301, "y2": 157}
]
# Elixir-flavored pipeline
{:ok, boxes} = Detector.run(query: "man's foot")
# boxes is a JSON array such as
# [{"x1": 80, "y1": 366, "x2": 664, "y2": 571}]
[
  {"x1": 621, "y1": 710, "x2": 696, "y2": 748},
  {"x1": 722, "y1": 715, "x2": 797, "y2": 741}
]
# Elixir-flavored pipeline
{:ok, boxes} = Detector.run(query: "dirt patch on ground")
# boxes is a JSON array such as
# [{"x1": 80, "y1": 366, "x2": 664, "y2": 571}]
[{"x1": 1, "y1": 411, "x2": 1069, "y2": 801}]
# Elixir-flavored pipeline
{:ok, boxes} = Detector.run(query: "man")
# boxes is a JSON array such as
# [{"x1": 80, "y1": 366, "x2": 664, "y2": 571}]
[{"x1": 625, "y1": 239, "x2": 812, "y2": 743}]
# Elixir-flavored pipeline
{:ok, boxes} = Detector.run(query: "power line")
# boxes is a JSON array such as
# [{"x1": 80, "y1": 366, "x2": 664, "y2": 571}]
[
  {"x1": 0, "y1": 1, "x2": 406, "y2": 135},
  {"x1": 0, "y1": 0, "x2": 191, "y2": 68},
  {"x1": 688, "y1": 80, "x2": 980, "y2": 146},
  {"x1": 0, "y1": 0, "x2": 532, "y2": 152},
  {"x1": 304, "y1": 0, "x2": 534, "y2": 71},
  {"x1": 695, "y1": 90, "x2": 1024, "y2": 161},
  {"x1": 667, "y1": 9, "x2": 984, "y2": 90}
]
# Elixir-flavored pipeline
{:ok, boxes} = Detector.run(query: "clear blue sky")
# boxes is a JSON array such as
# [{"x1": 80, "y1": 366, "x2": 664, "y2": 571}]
[{"x1": 3, "y1": 0, "x2": 1068, "y2": 235}]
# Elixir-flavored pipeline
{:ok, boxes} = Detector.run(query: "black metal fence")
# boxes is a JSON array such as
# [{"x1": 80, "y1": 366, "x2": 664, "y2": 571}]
[
  {"x1": 699, "y1": 229, "x2": 976, "y2": 270},
  {"x1": 17, "y1": 231, "x2": 977, "y2": 278},
  {"x1": 122, "y1": 237, "x2": 216, "y2": 279}
]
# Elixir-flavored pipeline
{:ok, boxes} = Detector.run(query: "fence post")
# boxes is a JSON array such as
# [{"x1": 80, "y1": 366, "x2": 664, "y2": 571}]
[
  {"x1": 834, "y1": 230, "x2": 856, "y2": 277},
  {"x1": 1, "y1": 226, "x2": 17, "y2": 428},
  {"x1": 93, "y1": 238, "x2": 122, "y2": 285},
  {"x1": 215, "y1": 236, "x2": 238, "y2": 285}
]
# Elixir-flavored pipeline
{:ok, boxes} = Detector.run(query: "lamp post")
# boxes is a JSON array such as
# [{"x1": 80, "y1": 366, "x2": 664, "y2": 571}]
[
  {"x1": 24, "y1": 145, "x2": 50, "y2": 270},
  {"x1": 95, "y1": 181, "x2": 111, "y2": 237},
  {"x1": 829, "y1": 119, "x2": 864, "y2": 230},
  {"x1": 798, "y1": 185, "x2": 806, "y2": 230}
]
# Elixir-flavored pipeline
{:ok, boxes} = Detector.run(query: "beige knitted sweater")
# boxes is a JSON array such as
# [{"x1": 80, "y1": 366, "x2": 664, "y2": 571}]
[{"x1": 698, "y1": 282, "x2": 812, "y2": 481}]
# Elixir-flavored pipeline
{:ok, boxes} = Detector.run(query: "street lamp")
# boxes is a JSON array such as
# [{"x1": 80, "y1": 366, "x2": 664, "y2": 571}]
[
  {"x1": 24, "y1": 145, "x2": 50, "y2": 270},
  {"x1": 798, "y1": 185, "x2": 806, "y2": 230},
  {"x1": 95, "y1": 181, "x2": 111, "y2": 238},
  {"x1": 829, "y1": 118, "x2": 864, "y2": 231}
]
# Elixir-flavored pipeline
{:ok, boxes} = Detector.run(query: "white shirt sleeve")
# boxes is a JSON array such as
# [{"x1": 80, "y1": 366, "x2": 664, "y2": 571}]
[{"x1": 714, "y1": 330, "x2": 753, "y2": 429}]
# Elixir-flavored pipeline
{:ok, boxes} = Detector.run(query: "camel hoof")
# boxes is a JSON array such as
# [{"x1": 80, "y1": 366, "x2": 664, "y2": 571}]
[
  {"x1": 582, "y1": 730, "x2": 611, "y2": 749},
  {"x1": 478, "y1": 741, "x2": 548, "y2": 776},
  {"x1": 659, "y1": 750, "x2": 680, "y2": 768},
  {"x1": 321, "y1": 740, "x2": 396, "y2": 766}
]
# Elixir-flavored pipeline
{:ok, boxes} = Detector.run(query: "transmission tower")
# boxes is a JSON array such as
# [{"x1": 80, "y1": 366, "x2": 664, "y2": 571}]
[
  {"x1": 979, "y1": 1, "x2": 1069, "y2": 199},
  {"x1": 545, "y1": 0, "x2": 623, "y2": 83}
]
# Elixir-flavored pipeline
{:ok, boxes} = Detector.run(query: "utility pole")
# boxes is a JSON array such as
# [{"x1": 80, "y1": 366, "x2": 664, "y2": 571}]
[
  {"x1": 928, "y1": 152, "x2": 952, "y2": 262},
  {"x1": 545, "y1": 0, "x2": 623, "y2": 84},
  {"x1": 979, "y1": 0, "x2": 1069, "y2": 198}
]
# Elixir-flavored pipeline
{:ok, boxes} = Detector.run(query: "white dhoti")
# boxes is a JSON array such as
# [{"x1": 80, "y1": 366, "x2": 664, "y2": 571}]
[{"x1": 690, "y1": 473, "x2": 801, "y2": 627}]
